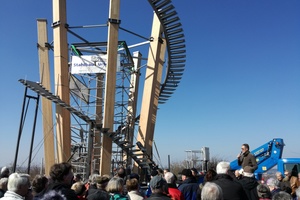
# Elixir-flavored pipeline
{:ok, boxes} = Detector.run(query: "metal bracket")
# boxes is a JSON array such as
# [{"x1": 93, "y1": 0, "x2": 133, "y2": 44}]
[
  {"x1": 52, "y1": 20, "x2": 61, "y2": 27},
  {"x1": 108, "y1": 18, "x2": 121, "y2": 24}
]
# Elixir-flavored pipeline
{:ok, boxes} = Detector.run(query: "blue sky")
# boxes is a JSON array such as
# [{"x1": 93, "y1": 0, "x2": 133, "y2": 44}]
[{"x1": 0, "y1": 0, "x2": 300, "y2": 169}]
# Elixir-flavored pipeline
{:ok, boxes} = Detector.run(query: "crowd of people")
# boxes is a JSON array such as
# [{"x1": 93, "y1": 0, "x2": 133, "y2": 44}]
[{"x1": 0, "y1": 143, "x2": 299, "y2": 200}]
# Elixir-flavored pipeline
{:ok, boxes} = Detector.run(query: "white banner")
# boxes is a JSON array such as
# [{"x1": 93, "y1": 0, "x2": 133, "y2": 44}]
[{"x1": 71, "y1": 54, "x2": 120, "y2": 74}]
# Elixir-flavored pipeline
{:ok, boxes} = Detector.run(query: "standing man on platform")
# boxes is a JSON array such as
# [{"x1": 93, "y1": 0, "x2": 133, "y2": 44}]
[{"x1": 237, "y1": 143, "x2": 258, "y2": 173}]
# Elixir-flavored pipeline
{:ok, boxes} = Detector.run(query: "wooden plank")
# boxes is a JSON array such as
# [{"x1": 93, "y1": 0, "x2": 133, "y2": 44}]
[
  {"x1": 37, "y1": 19, "x2": 55, "y2": 175},
  {"x1": 100, "y1": 0, "x2": 120, "y2": 175},
  {"x1": 52, "y1": 0, "x2": 71, "y2": 163}
]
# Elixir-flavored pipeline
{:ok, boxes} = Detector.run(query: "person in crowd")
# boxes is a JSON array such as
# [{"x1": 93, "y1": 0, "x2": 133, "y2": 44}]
[
  {"x1": 257, "y1": 184, "x2": 272, "y2": 200},
  {"x1": 126, "y1": 178, "x2": 143, "y2": 200},
  {"x1": 0, "y1": 178, "x2": 8, "y2": 198},
  {"x1": 71, "y1": 181, "x2": 86, "y2": 200},
  {"x1": 73, "y1": 174, "x2": 82, "y2": 183},
  {"x1": 164, "y1": 172, "x2": 184, "y2": 200},
  {"x1": 86, "y1": 175, "x2": 110, "y2": 200},
  {"x1": 115, "y1": 167, "x2": 126, "y2": 180},
  {"x1": 295, "y1": 187, "x2": 300, "y2": 200},
  {"x1": 266, "y1": 178, "x2": 281, "y2": 197},
  {"x1": 275, "y1": 171, "x2": 291, "y2": 194},
  {"x1": 147, "y1": 175, "x2": 171, "y2": 200},
  {"x1": 42, "y1": 162, "x2": 78, "y2": 200},
  {"x1": 163, "y1": 169, "x2": 170, "y2": 177},
  {"x1": 238, "y1": 166, "x2": 258, "y2": 200},
  {"x1": 237, "y1": 143, "x2": 258, "y2": 172},
  {"x1": 283, "y1": 169, "x2": 298, "y2": 198},
  {"x1": 178, "y1": 169, "x2": 199, "y2": 200},
  {"x1": 203, "y1": 169, "x2": 217, "y2": 183},
  {"x1": 271, "y1": 191, "x2": 292, "y2": 200},
  {"x1": 40, "y1": 190, "x2": 66, "y2": 200},
  {"x1": 31, "y1": 175, "x2": 48, "y2": 200},
  {"x1": 191, "y1": 168, "x2": 202, "y2": 184},
  {"x1": 0, "y1": 167, "x2": 10, "y2": 179},
  {"x1": 145, "y1": 170, "x2": 159, "y2": 198},
  {"x1": 200, "y1": 182, "x2": 223, "y2": 200},
  {"x1": 234, "y1": 170, "x2": 242, "y2": 180},
  {"x1": 212, "y1": 162, "x2": 247, "y2": 200},
  {"x1": 106, "y1": 177, "x2": 128, "y2": 200},
  {"x1": 1, "y1": 172, "x2": 32, "y2": 200},
  {"x1": 157, "y1": 168, "x2": 164, "y2": 177},
  {"x1": 86, "y1": 174, "x2": 101, "y2": 197}
]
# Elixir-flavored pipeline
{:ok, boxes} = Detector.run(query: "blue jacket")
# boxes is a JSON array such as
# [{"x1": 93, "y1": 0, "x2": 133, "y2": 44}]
[{"x1": 178, "y1": 178, "x2": 199, "y2": 200}]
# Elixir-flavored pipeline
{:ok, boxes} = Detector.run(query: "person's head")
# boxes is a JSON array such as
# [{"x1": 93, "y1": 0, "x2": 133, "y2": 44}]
[
  {"x1": 71, "y1": 181, "x2": 86, "y2": 196},
  {"x1": 49, "y1": 162, "x2": 74, "y2": 186},
  {"x1": 266, "y1": 178, "x2": 277, "y2": 191},
  {"x1": 95, "y1": 174, "x2": 110, "y2": 190},
  {"x1": 164, "y1": 172, "x2": 175, "y2": 184},
  {"x1": 106, "y1": 177, "x2": 124, "y2": 194},
  {"x1": 257, "y1": 184, "x2": 271, "y2": 199},
  {"x1": 0, "y1": 167, "x2": 10, "y2": 178},
  {"x1": 191, "y1": 168, "x2": 198, "y2": 177},
  {"x1": 216, "y1": 162, "x2": 230, "y2": 174},
  {"x1": 149, "y1": 175, "x2": 167, "y2": 194},
  {"x1": 116, "y1": 167, "x2": 126, "y2": 179},
  {"x1": 241, "y1": 143, "x2": 250, "y2": 153},
  {"x1": 129, "y1": 173, "x2": 140, "y2": 182},
  {"x1": 126, "y1": 178, "x2": 139, "y2": 192},
  {"x1": 272, "y1": 191, "x2": 292, "y2": 200},
  {"x1": 275, "y1": 171, "x2": 283, "y2": 181},
  {"x1": 73, "y1": 174, "x2": 82, "y2": 183},
  {"x1": 181, "y1": 169, "x2": 192, "y2": 181},
  {"x1": 157, "y1": 168, "x2": 164, "y2": 176},
  {"x1": 41, "y1": 190, "x2": 66, "y2": 200},
  {"x1": 7, "y1": 173, "x2": 31, "y2": 197},
  {"x1": 32, "y1": 175, "x2": 48, "y2": 194},
  {"x1": 284, "y1": 170, "x2": 290, "y2": 178},
  {"x1": 0, "y1": 177, "x2": 8, "y2": 191},
  {"x1": 201, "y1": 182, "x2": 223, "y2": 200},
  {"x1": 204, "y1": 169, "x2": 217, "y2": 182}
]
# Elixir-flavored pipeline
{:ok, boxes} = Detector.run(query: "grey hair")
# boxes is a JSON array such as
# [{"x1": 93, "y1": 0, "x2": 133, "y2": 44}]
[
  {"x1": 7, "y1": 173, "x2": 30, "y2": 192},
  {"x1": 106, "y1": 177, "x2": 124, "y2": 193},
  {"x1": 201, "y1": 182, "x2": 223, "y2": 200},
  {"x1": 275, "y1": 171, "x2": 282, "y2": 177},
  {"x1": 164, "y1": 172, "x2": 175, "y2": 184},
  {"x1": 216, "y1": 162, "x2": 230, "y2": 174},
  {"x1": 272, "y1": 191, "x2": 292, "y2": 200},
  {"x1": 267, "y1": 178, "x2": 277, "y2": 188}
]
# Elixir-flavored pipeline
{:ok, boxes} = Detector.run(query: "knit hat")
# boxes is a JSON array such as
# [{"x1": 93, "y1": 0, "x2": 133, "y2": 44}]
[{"x1": 149, "y1": 175, "x2": 166, "y2": 189}]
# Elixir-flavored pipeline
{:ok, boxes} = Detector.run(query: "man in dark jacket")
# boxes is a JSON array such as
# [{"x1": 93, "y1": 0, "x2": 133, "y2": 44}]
[
  {"x1": 213, "y1": 162, "x2": 248, "y2": 200},
  {"x1": 42, "y1": 162, "x2": 78, "y2": 200},
  {"x1": 178, "y1": 169, "x2": 199, "y2": 200},
  {"x1": 147, "y1": 175, "x2": 171, "y2": 200},
  {"x1": 237, "y1": 143, "x2": 258, "y2": 172},
  {"x1": 238, "y1": 166, "x2": 259, "y2": 200}
]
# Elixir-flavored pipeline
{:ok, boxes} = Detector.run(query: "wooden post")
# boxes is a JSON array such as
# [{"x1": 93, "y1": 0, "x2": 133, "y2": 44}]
[
  {"x1": 100, "y1": 0, "x2": 120, "y2": 175},
  {"x1": 52, "y1": 0, "x2": 71, "y2": 162},
  {"x1": 37, "y1": 19, "x2": 55, "y2": 175},
  {"x1": 137, "y1": 13, "x2": 165, "y2": 159}
]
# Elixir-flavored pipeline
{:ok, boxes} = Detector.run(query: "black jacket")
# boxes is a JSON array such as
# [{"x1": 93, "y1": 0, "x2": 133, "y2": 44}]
[
  {"x1": 213, "y1": 174, "x2": 248, "y2": 200},
  {"x1": 238, "y1": 176, "x2": 259, "y2": 200},
  {"x1": 147, "y1": 192, "x2": 172, "y2": 200},
  {"x1": 43, "y1": 182, "x2": 79, "y2": 200}
]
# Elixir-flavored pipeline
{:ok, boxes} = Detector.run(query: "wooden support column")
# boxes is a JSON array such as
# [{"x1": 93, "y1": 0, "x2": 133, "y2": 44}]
[
  {"x1": 126, "y1": 51, "x2": 141, "y2": 166},
  {"x1": 137, "y1": 13, "x2": 165, "y2": 158},
  {"x1": 100, "y1": 0, "x2": 120, "y2": 175},
  {"x1": 52, "y1": 0, "x2": 71, "y2": 162},
  {"x1": 37, "y1": 19, "x2": 55, "y2": 175},
  {"x1": 93, "y1": 74, "x2": 104, "y2": 171}
]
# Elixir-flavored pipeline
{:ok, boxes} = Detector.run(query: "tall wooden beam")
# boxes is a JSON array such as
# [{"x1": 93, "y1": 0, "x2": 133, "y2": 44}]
[
  {"x1": 137, "y1": 13, "x2": 165, "y2": 157},
  {"x1": 52, "y1": 0, "x2": 71, "y2": 162},
  {"x1": 37, "y1": 19, "x2": 55, "y2": 175},
  {"x1": 100, "y1": 0, "x2": 120, "y2": 175}
]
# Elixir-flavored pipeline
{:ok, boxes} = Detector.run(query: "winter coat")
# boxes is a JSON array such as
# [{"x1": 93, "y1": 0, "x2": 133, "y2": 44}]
[
  {"x1": 147, "y1": 192, "x2": 171, "y2": 200},
  {"x1": 43, "y1": 181, "x2": 79, "y2": 200},
  {"x1": 168, "y1": 187, "x2": 185, "y2": 200},
  {"x1": 238, "y1": 150, "x2": 258, "y2": 172},
  {"x1": 0, "y1": 191, "x2": 24, "y2": 200},
  {"x1": 178, "y1": 178, "x2": 199, "y2": 200},
  {"x1": 213, "y1": 174, "x2": 248, "y2": 200},
  {"x1": 238, "y1": 176, "x2": 259, "y2": 200}
]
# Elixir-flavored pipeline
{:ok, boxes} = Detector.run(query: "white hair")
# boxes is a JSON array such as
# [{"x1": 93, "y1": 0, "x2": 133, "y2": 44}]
[
  {"x1": 216, "y1": 162, "x2": 230, "y2": 174},
  {"x1": 266, "y1": 178, "x2": 277, "y2": 188},
  {"x1": 201, "y1": 182, "x2": 223, "y2": 200},
  {"x1": 164, "y1": 172, "x2": 175, "y2": 184},
  {"x1": 7, "y1": 173, "x2": 30, "y2": 193}
]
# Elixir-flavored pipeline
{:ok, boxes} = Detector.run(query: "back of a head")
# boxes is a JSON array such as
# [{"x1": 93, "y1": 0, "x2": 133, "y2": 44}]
[
  {"x1": 126, "y1": 178, "x2": 139, "y2": 192},
  {"x1": 266, "y1": 178, "x2": 277, "y2": 188},
  {"x1": 71, "y1": 181, "x2": 86, "y2": 196},
  {"x1": 216, "y1": 162, "x2": 230, "y2": 174},
  {"x1": 272, "y1": 191, "x2": 292, "y2": 200},
  {"x1": 50, "y1": 162, "x2": 72, "y2": 182},
  {"x1": 257, "y1": 184, "x2": 271, "y2": 199},
  {"x1": 7, "y1": 173, "x2": 30, "y2": 193},
  {"x1": 116, "y1": 167, "x2": 126, "y2": 179},
  {"x1": 32, "y1": 175, "x2": 48, "y2": 193},
  {"x1": 201, "y1": 182, "x2": 223, "y2": 200},
  {"x1": 41, "y1": 190, "x2": 66, "y2": 200},
  {"x1": 0, "y1": 167, "x2": 9, "y2": 178},
  {"x1": 106, "y1": 177, "x2": 124, "y2": 193},
  {"x1": 164, "y1": 172, "x2": 175, "y2": 184}
]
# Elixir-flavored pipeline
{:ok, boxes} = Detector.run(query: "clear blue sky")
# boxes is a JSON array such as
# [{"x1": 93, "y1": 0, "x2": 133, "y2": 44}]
[{"x1": 0, "y1": 0, "x2": 300, "y2": 168}]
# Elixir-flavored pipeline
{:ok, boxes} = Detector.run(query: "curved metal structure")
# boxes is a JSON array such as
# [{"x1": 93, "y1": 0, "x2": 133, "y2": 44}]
[{"x1": 148, "y1": 0, "x2": 186, "y2": 104}]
